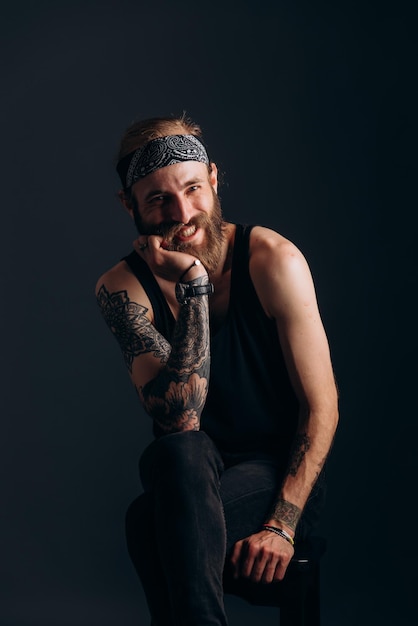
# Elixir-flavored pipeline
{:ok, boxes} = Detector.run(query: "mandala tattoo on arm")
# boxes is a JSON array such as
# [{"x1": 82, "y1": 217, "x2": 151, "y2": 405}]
[
  {"x1": 97, "y1": 277, "x2": 211, "y2": 434},
  {"x1": 96, "y1": 284, "x2": 170, "y2": 373}
]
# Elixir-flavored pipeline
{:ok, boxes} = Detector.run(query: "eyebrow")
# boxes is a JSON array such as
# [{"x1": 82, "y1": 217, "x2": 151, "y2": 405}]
[{"x1": 144, "y1": 177, "x2": 206, "y2": 202}]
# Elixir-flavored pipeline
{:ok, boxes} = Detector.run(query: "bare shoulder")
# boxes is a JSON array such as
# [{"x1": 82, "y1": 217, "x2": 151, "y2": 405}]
[
  {"x1": 248, "y1": 226, "x2": 316, "y2": 319},
  {"x1": 95, "y1": 260, "x2": 132, "y2": 294},
  {"x1": 249, "y1": 225, "x2": 308, "y2": 272}
]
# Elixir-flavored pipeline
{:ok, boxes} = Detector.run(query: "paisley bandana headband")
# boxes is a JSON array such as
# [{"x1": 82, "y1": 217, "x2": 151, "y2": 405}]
[{"x1": 116, "y1": 134, "x2": 210, "y2": 189}]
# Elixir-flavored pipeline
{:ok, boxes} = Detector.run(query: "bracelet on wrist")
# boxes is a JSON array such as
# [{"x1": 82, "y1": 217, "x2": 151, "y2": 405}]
[
  {"x1": 179, "y1": 259, "x2": 203, "y2": 282},
  {"x1": 262, "y1": 524, "x2": 295, "y2": 546},
  {"x1": 175, "y1": 281, "x2": 214, "y2": 305}
]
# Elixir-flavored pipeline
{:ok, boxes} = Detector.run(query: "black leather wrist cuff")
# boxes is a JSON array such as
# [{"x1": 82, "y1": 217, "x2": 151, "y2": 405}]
[{"x1": 175, "y1": 282, "x2": 214, "y2": 304}]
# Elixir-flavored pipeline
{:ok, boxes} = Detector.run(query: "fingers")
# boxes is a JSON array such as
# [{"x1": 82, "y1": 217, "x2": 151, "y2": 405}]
[
  {"x1": 133, "y1": 234, "x2": 163, "y2": 254},
  {"x1": 230, "y1": 534, "x2": 293, "y2": 584},
  {"x1": 133, "y1": 236, "x2": 148, "y2": 254},
  {"x1": 257, "y1": 557, "x2": 279, "y2": 584},
  {"x1": 229, "y1": 541, "x2": 243, "y2": 579},
  {"x1": 136, "y1": 240, "x2": 148, "y2": 251}
]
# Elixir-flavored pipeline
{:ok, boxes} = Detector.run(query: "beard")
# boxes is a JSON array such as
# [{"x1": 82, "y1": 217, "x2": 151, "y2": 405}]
[{"x1": 132, "y1": 189, "x2": 225, "y2": 274}]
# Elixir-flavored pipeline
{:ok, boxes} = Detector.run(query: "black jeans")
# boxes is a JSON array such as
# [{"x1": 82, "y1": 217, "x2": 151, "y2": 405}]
[{"x1": 125, "y1": 430, "x2": 325, "y2": 626}]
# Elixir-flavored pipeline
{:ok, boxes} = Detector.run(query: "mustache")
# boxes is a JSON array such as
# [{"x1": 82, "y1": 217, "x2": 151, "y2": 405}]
[{"x1": 143, "y1": 214, "x2": 211, "y2": 242}]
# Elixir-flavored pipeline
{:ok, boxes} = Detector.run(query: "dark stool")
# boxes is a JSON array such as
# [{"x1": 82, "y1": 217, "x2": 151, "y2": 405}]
[{"x1": 223, "y1": 535, "x2": 327, "y2": 626}]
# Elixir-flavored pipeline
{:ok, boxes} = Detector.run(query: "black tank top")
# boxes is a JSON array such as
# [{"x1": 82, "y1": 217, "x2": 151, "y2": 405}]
[{"x1": 123, "y1": 224, "x2": 298, "y2": 456}]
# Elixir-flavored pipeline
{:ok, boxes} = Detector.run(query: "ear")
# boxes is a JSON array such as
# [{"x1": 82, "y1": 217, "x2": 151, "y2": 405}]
[
  {"x1": 118, "y1": 189, "x2": 134, "y2": 218},
  {"x1": 209, "y1": 162, "x2": 218, "y2": 193}
]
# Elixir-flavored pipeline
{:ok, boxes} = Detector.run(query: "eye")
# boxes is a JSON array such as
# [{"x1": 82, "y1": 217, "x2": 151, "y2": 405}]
[
  {"x1": 187, "y1": 185, "x2": 200, "y2": 193},
  {"x1": 148, "y1": 194, "x2": 166, "y2": 205}
]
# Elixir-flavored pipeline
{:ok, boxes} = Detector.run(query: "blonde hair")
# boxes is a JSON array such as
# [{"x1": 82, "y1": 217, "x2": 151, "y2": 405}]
[{"x1": 117, "y1": 113, "x2": 204, "y2": 162}]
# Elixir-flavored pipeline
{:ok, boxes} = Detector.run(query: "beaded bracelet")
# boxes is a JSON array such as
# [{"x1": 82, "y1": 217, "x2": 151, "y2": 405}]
[{"x1": 262, "y1": 524, "x2": 295, "y2": 546}]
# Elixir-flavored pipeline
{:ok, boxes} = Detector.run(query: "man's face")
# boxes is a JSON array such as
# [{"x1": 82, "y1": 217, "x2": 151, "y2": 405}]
[{"x1": 128, "y1": 161, "x2": 225, "y2": 273}]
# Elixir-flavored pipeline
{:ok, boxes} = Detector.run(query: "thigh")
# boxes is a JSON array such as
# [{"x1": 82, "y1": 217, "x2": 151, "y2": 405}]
[{"x1": 220, "y1": 458, "x2": 280, "y2": 553}]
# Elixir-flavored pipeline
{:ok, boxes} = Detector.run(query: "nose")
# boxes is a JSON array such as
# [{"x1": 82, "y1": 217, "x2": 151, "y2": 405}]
[{"x1": 167, "y1": 194, "x2": 193, "y2": 225}]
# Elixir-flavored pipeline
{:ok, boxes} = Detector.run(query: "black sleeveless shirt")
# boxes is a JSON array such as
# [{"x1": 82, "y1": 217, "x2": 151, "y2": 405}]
[{"x1": 123, "y1": 224, "x2": 299, "y2": 456}]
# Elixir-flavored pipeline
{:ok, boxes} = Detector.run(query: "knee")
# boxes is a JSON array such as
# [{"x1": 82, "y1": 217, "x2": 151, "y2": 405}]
[
  {"x1": 140, "y1": 430, "x2": 223, "y2": 490},
  {"x1": 147, "y1": 430, "x2": 215, "y2": 465}
]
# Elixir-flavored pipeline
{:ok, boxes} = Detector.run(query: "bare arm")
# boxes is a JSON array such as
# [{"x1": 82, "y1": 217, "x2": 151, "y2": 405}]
[
  {"x1": 255, "y1": 232, "x2": 338, "y2": 531},
  {"x1": 230, "y1": 227, "x2": 338, "y2": 583},
  {"x1": 95, "y1": 241, "x2": 212, "y2": 434}
]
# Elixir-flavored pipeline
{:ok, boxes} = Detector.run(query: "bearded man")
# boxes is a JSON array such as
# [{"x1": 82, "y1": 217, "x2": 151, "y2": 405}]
[{"x1": 95, "y1": 114, "x2": 339, "y2": 626}]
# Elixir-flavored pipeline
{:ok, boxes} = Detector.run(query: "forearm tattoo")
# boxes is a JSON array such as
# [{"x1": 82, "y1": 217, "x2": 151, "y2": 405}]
[
  {"x1": 269, "y1": 499, "x2": 301, "y2": 532},
  {"x1": 267, "y1": 434, "x2": 310, "y2": 530},
  {"x1": 288, "y1": 433, "x2": 311, "y2": 476},
  {"x1": 96, "y1": 285, "x2": 170, "y2": 371},
  {"x1": 140, "y1": 277, "x2": 210, "y2": 433},
  {"x1": 96, "y1": 277, "x2": 210, "y2": 433}
]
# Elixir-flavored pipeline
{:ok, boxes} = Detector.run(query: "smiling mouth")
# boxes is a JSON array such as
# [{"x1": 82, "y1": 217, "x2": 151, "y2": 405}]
[{"x1": 174, "y1": 224, "x2": 197, "y2": 240}]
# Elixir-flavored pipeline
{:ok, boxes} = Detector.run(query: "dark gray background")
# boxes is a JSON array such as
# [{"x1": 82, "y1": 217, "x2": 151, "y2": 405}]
[{"x1": 1, "y1": 1, "x2": 416, "y2": 625}]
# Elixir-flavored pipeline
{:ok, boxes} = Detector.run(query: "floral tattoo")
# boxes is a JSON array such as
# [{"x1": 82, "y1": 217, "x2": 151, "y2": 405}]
[{"x1": 97, "y1": 276, "x2": 211, "y2": 433}]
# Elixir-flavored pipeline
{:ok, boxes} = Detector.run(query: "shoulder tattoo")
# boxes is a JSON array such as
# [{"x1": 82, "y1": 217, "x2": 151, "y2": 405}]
[{"x1": 96, "y1": 284, "x2": 170, "y2": 372}]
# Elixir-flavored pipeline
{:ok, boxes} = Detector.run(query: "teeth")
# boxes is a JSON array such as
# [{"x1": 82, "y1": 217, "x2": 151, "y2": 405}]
[{"x1": 180, "y1": 225, "x2": 196, "y2": 237}]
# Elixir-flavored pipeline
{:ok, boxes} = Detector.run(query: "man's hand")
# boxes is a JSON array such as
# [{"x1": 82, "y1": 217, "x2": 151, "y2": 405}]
[
  {"x1": 230, "y1": 529, "x2": 294, "y2": 583},
  {"x1": 133, "y1": 235, "x2": 204, "y2": 283}
]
